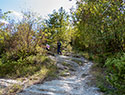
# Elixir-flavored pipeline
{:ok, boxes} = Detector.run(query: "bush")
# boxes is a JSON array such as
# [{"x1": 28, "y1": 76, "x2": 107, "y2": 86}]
[
  {"x1": 105, "y1": 53, "x2": 125, "y2": 94},
  {"x1": 26, "y1": 54, "x2": 48, "y2": 64},
  {"x1": 0, "y1": 54, "x2": 50, "y2": 78}
]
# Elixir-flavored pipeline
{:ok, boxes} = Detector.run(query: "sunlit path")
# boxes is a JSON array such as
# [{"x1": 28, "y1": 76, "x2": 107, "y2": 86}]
[{"x1": 18, "y1": 55, "x2": 103, "y2": 95}]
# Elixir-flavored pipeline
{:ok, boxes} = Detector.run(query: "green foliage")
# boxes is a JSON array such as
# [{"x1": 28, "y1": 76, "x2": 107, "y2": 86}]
[
  {"x1": 26, "y1": 54, "x2": 47, "y2": 64},
  {"x1": 45, "y1": 7, "x2": 70, "y2": 41},
  {"x1": 0, "y1": 10, "x2": 59, "y2": 79},
  {"x1": 72, "y1": 0, "x2": 125, "y2": 53},
  {"x1": 9, "y1": 84, "x2": 23, "y2": 94},
  {"x1": 0, "y1": 54, "x2": 50, "y2": 78},
  {"x1": 105, "y1": 53, "x2": 125, "y2": 94},
  {"x1": 0, "y1": 25, "x2": 10, "y2": 54},
  {"x1": 43, "y1": 7, "x2": 73, "y2": 53},
  {"x1": 72, "y1": 0, "x2": 125, "y2": 94},
  {"x1": 0, "y1": 2, "x2": 124, "y2": 94}
]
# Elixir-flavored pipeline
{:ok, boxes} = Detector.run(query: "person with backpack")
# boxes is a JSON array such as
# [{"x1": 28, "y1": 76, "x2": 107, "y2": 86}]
[{"x1": 57, "y1": 41, "x2": 62, "y2": 55}]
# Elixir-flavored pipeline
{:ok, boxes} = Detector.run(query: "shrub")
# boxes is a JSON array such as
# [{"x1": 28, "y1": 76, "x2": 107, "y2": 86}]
[
  {"x1": 26, "y1": 54, "x2": 48, "y2": 64},
  {"x1": 105, "y1": 53, "x2": 125, "y2": 94},
  {"x1": 0, "y1": 54, "x2": 50, "y2": 78}
]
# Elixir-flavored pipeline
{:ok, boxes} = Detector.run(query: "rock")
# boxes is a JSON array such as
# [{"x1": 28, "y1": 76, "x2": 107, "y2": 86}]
[{"x1": 81, "y1": 74, "x2": 88, "y2": 78}]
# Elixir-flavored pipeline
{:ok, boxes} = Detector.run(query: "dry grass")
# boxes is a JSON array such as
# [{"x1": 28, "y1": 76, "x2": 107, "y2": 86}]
[{"x1": 1, "y1": 63, "x2": 57, "y2": 95}]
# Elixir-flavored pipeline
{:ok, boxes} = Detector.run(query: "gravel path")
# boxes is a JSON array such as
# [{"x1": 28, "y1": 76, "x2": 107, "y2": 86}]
[{"x1": 18, "y1": 55, "x2": 103, "y2": 95}]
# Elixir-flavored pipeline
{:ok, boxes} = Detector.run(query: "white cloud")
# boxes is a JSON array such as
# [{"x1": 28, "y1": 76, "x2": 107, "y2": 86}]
[
  {"x1": 11, "y1": 10, "x2": 23, "y2": 19},
  {"x1": 9, "y1": 10, "x2": 23, "y2": 21},
  {"x1": 0, "y1": 11, "x2": 23, "y2": 24},
  {"x1": 0, "y1": 19, "x2": 9, "y2": 24}
]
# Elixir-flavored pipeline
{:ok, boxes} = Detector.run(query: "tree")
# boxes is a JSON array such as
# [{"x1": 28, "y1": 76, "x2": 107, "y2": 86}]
[
  {"x1": 72, "y1": 0, "x2": 125, "y2": 53},
  {"x1": 45, "y1": 7, "x2": 71, "y2": 43},
  {"x1": 0, "y1": 9, "x2": 11, "y2": 54},
  {"x1": 0, "y1": 10, "x2": 47, "y2": 60},
  {"x1": 42, "y1": 7, "x2": 73, "y2": 52},
  {"x1": 72, "y1": 0, "x2": 125, "y2": 94}
]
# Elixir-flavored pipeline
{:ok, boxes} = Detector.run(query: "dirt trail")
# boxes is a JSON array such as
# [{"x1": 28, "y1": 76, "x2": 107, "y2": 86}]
[{"x1": 17, "y1": 55, "x2": 103, "y2": 95}]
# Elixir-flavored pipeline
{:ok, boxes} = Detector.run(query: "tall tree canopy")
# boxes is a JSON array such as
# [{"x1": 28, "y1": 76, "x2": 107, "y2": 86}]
[
  {"x1": 72, "y1": 0, "x2": 125, "y2": 53},
  {"x1": 44, "y1": 7, "x2": 71, "y2": 43}
]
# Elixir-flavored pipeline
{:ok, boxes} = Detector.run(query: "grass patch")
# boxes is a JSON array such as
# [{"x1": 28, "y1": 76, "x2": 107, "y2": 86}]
[
  {"x1": 8, "y1": 84, "x2": 23, "y2": 94},
  {"x1": 45, "y1": 65, "x2": 58, "y2": 80},
  {"x1": 90, "y1": 63, "x2": 124, "y2": 95},
  {"x1": 62, "y1": 62, "x2": 72, "y2": 68},
  {"x1": 90, "y1": 64, "x2": 108, "y2": 91},
  {"x1": 0, "y1": 55, "x2": 50, "y2": 78},
  {"x1": 59, "y1": 69, "x2": 70, "y2": 77},
  {"x1": 1, "y1": 57, "x2": 58, "y2": 95}
]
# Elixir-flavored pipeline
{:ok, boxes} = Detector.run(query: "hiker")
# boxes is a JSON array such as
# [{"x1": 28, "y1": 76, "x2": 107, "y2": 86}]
[
  {"x1": 57, "y1": 41, "x2": 62, "y2": 55},
  {"x1": 46, "y1": 44, "x2": 50, "y2": 51}
]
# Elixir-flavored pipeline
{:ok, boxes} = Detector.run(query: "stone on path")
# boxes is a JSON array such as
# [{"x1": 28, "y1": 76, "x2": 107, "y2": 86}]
[{"x1": 18, "y1": 55, "x2": 103, "y2": 95}]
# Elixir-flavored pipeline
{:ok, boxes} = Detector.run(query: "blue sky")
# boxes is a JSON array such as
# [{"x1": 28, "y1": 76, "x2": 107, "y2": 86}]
[{"x1": 0, "y1": 0, "x2": 76, "y2": 17}]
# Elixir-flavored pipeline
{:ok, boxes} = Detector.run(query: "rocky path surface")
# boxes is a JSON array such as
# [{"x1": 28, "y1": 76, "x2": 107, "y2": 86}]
[{"x1": 18, "y1": 55, "x2": 103, "y2": 95}]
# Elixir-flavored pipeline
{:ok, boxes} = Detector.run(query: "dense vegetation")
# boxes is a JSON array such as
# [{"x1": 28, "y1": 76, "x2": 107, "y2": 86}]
[
  {"x1": 0, "y1": 0, "x2": 124, "y2": 95},
  {"x1": 0, "y1": 7, "x2": 72, "y2": 79},
  {"x1": 71, "y1": 0, "x2": 125, "y2": 94},
  {"x1": 0, "y1": 11, "x2": 54, "y2": 79}
]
